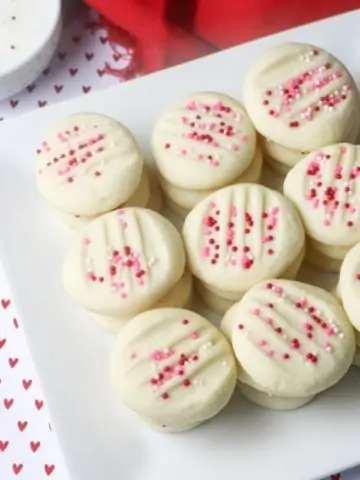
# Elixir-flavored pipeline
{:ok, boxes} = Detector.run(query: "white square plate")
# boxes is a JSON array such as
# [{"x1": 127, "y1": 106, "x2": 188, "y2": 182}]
[{"x1": 1, "y1": 10, "x2": 360, "y2": 480}]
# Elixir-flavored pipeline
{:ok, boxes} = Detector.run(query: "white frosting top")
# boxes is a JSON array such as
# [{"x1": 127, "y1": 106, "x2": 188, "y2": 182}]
[
  {"x1": 182, "y1": 184, "x2": 304, "y2": 293},
  {"x1": 110, "y1": 308, "x2": 236, "y2": 426},
  {"x1": 244, "y1": 43, "x2": 360, "y2": 151},
  {"x1": 222, "y1": 280, "x2": 355, "y2": 397},
  {"x1": 338, "y1": 242, "x2": 360, "y2": 332},
  {"x1": 284, "y1": 144, "x2": 360, "y2": 247},
  {"x1": 36, "y1": 113, "x2": 143, "y2": 216},
  {"x1": 151, "y1": 92, "x2": 257, "y2": 190},
  {"x1": 0, "y1": 0, "x2": 59, "y2": 75},
  {"x1": 62, "y1": 208, "x2": 185, "y2": 317}
]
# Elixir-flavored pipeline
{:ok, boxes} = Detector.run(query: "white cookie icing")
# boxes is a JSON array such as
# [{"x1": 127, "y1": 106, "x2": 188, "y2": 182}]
[
  {"x1": 338, "y1": 242, "x2": 360, "y2": 332},
  {"x1": 37, "y1": 113, "x2": 143, "y2": 216},
  {"x1": 222, "y1": 280, "x2": 355, "y2": 397},
  {"x1": 152, "y1": 92, "x2": 256, "y2": 190},
  {"x1": 92, "y1": 269, "x2": 193, "y2": 332},
  {"x1": 244, "y1": 43, "x2": 360, "y2": 151},
  {"x1": 284, "y1": 144, "x2": 360, "y2": 247},
  {"x1": 160, "y1": 147, "x2": 262, "y2": 211},
  {"x1": 182, "y1": 184, "x2": 305, "y2": 293},
  {"x1": 63, "y1": 208, "x2": 185, "y2": 317},
  {"x1": 110, "y1": 308, "x2": 237, "y2": 431}
]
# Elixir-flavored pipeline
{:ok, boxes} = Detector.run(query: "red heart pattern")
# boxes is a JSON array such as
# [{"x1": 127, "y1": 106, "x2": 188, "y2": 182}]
[
  {"x1": 12, "y1": 464, "x2": 23, "y2": 475},
  {"x1": 1, "y1": 298, "x2": 11, "y2": 309},
  {"x1": 0, "y1": 5, "x2": 133, "y2": 122},
  {"x1": 30, "y1": 441, "x2": 41, "y2": 453},
  {"x1": 1, "y1": 266, "x2": 69, "y2": 479}
]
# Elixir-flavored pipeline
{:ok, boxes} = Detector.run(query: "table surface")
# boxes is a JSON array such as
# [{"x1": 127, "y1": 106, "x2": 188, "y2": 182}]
[{"x1": 0, "y1": 5, "x2": 359, "y2": 480}]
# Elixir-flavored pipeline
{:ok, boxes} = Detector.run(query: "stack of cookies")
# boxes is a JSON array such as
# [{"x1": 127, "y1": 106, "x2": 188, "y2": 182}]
[
  {"x1": 36, "y1": 113, "x2": 161, "y2": 232},
  {"x1": 221, "y1": 279, "x2": 355, "y2": 410},
  {"x1": 244, "y1": 43, "x2": 360, "y2": 175},
  {"x1": 182, "y1": 183, "x2": 305, "y2": 313},
  {"x1": 284, "y1": 144, "x2": 360, "y2": 271},
  {"x1": 62, "y1": 207, "x2": 192, "y2": 332},
  {"x1": 336, "y1": 243, "x2": 360, "y2": 367},
  {"x1": 110, "y1": 308, "x2": 237, "y2": 432},
  {"x1": 151, "y1": 92, "x2": 262, "y2": 216}
]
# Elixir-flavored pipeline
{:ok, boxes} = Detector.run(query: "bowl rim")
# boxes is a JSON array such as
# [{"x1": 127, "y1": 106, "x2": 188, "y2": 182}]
[{"x1": 0, "y1": 0, "x2": 62, "y2": 78}]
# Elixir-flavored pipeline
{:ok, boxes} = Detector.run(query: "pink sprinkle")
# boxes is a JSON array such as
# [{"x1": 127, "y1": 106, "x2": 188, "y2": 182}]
[
  {"x1": 241, "y1": 135, "x2": 248, "y2": 143},
  {"x1": 231, "y1": 144, "x2": 239, "y2": 151},
  {"x1": 121, "y1": 293, "x2": 127, "y2": 299},
  {"x1": 202, "y1": 246, "x2": 210, "y2": 257},
  {"x1": 274, "y1": 286, "x2": 283, "y2": 295},
  {"x1": 130, "y1": 352, "x2": 137, "y2": 360},
  {"x1": 327, "y1": 326, "x2": 336, "y2": 336},
  {"x1": 271, "y1": 207, "x2": 280, "y2": 215},
  {"x1": 258, "y1": 340, "x2": 267, "y2": 347},
  {"x1": 150, "y1": 348, "x2": 175, "y2": 361},
  {"x1": 83, "y1": 237, "x2": 91, "y2": 246},
  {"x1": 190, "y1": 331, "x2": 200, "y2": 340},
  {"x1": 340, "y1": 146, "x2": 348, "y2": 154},
  {"x1": 252, "y1": 308, "x2": 260, "y2": 316},
  {"x1": 266, "y1": 350, "x2": 275, "y2": 357},
  {"x1": 303, "y1": 322, "x2": 313, "y2": 331}
]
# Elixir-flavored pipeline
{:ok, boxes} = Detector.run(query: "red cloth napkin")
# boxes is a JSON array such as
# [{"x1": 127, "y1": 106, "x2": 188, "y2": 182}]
[{"x1": 84, "y1": 0, "x2": 359, "y2": 75}]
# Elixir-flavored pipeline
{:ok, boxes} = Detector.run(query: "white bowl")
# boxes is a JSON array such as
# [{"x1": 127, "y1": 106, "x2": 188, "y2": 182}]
[{"x1": 0, "y1": 0, "x2": 62, "y2": 101}]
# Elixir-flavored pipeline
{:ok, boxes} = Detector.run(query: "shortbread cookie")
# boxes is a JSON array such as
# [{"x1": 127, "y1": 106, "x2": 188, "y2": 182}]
[
  {"x1": 244, "y1": 43, "x2": 360, "y2": 152},
  {"x1": 237, "y1": 382, "x2": 314, "y2": 410},
  {"x1": 160, "y1": 147, "x2": 263, "y2": 212},
  {"x1": 338, "y1": 242, "x2": 360, "y2": 333},
  {"x1": 93, "y1": 270, "x2": 193, "y2": 332},
  {"x1": 196, "y1": 244, "x2": 304, "y2": 314},
  {"x1": 196, "y1": 281, "x2": 234, "y2": 315},
  {"x1": 221, "y1": 280, "x2": 355, "y2": 400},
  {"x1": 110, "y1": 308, "x2": 237, "y2": 432},
  {"x1": 259, "y1": 136, "x2": 307, "y2": 174},
  {"x1": 55, "y1": 166, "x2": 151, "y2": 231},
  {"x1": 183, "y1": 184, "x2": 305, "y2": 297},
  {"x1": 63, "y1": 208, "x2": 185, "y2": 317},
  {"x1": 284, "y1": 144, "x2": 360, "y2": 269},
  {"x1": 37, "y1": 113, "x2": 143, "y2": 216},
  {"x1": 152, "y1": 92, "x2": 257, "y2": 190}
]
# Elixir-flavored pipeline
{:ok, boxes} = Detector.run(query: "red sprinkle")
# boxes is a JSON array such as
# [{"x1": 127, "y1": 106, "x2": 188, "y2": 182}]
[
  {"x1": 289, "y1": 121, "x2": 299, "y2": 128},
  {"x1": 161, "y1": 392, "x2": 169, "y2": 399},
  {"x1": 306, "y1": 353, "x2": 318, "y2": 364},
  {"x1": 183, "y1": 379, "x2": 191, "y2": 387},
  {"x1": 238, "y1": 324, "x2": 244, "y2": 330},
  {"x1": 290, "y1": 338, "x2": 300, "y2": 349},
  {"x1": 182, "y1": 319, "x2": 189, "y2": 325},
  {"x1": 283, "y1": 353, "x2": 290, "y2": 360}
]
